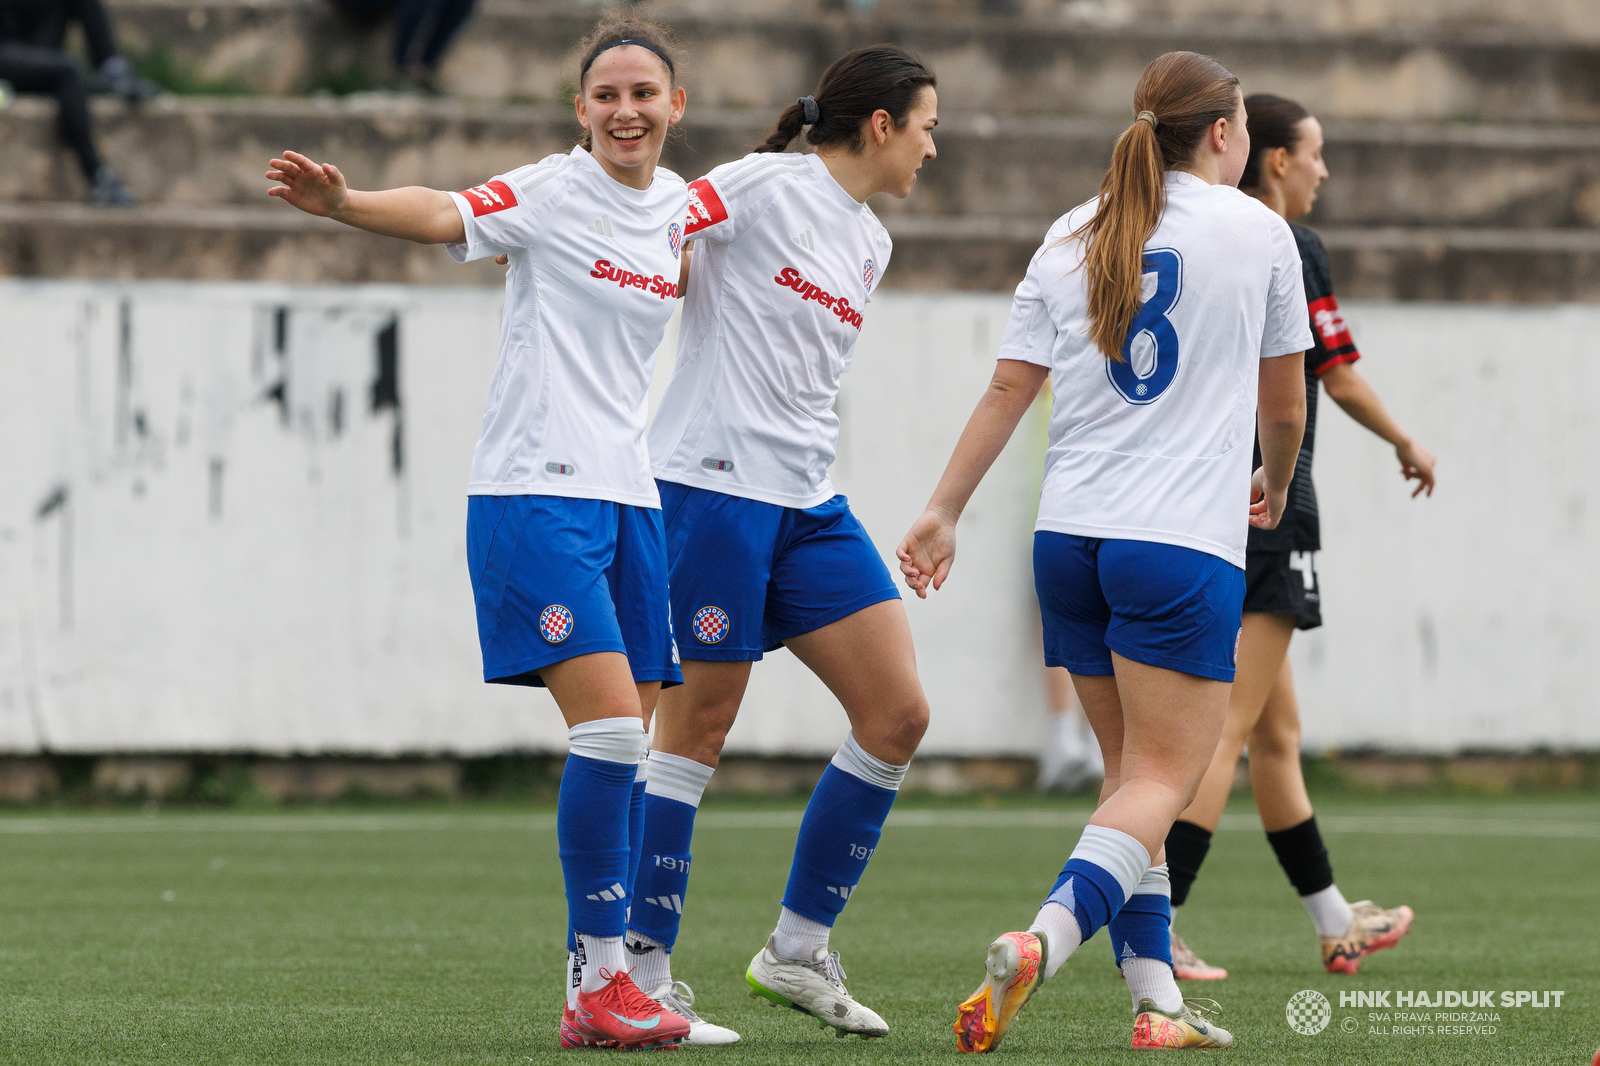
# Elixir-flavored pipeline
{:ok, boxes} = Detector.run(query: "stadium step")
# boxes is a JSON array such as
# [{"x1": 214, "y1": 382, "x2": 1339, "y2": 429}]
[
  {"x1": 4, "y1": 201, "x2": 1598, "y2": 300},
  {"x1": 5, "y1": 97, "x2": 1598, "y2": 231},
  {"x1": 860, "y1": 0, "x2": 1600, "y2": 38},
  {"x1": 105, "y1": 0, "x2": 1600, "y2": 121}
]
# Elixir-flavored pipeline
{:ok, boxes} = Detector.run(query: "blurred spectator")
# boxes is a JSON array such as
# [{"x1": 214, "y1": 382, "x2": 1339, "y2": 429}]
[
  {"x1": 329, "y1": 0, "x2": 478, "y2": 95},
  {"x1": 0, "y1": 0, "x2": 158, "y2": 205}
]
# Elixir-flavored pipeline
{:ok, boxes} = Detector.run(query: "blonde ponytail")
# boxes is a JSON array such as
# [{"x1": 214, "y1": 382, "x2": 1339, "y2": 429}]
[{"x1": 1069, "y1": 52, "x2": 1240, "y2": 361}]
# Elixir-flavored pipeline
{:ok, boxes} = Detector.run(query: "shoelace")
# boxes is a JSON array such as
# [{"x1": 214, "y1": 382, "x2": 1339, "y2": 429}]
[
  {"x1": 657, "y1": 981, "x2": 703, "y2": 1023},
  {"x1": 800, "y1": 950, "x2": 849, "y2": 990},
  {"x1": 596, "y1": 967, "x2": 666, "y2": 1019},
  {"x1": 1182, "y1": 997, "x2": 1224, "y2": 1019}
]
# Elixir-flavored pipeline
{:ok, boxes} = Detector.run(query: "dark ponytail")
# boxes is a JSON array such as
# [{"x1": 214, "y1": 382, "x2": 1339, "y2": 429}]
[
  {"x1": 756, "y1": 45, "x2": 936, "y2": 154},
  {"x1": 1240, "y1": 93, "x2": 1310, "y2": 191},
  {"x1": 575, "y1": 13, "x2": 681, "y2": 151}
]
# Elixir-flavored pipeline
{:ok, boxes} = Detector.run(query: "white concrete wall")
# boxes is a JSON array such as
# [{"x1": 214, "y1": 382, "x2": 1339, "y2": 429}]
[{"x1": 0, "y1": 281, "x2": 1592, "y2": 754}]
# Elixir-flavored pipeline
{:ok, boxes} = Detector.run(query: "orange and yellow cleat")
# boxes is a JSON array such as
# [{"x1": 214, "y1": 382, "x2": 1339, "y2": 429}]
[
  {"x1": 1322, "y1": 900, "x2": 1414, "y2": 974},
  {"x1": 954, "y1": 931, "x2": 1047, "y2": 1053}
]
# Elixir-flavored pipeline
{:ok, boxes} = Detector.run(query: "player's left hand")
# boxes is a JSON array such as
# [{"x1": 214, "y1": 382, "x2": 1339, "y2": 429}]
[
  {"x1": 897, "y1": 509, "x2": 956, "y2": 599},
  {"x1": 1395, "y1": 438, "x2": 1436, "y2": 497},
  {"x1": 266, "y1": 150, "x2": 349, "y2": 217}
]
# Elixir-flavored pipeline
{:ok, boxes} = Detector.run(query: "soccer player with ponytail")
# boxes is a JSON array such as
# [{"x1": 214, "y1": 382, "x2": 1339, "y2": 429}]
[
  {"x1": 899, "y1": 51, "x2": 1310, "y2": 1052},
  {"x1": 625, "y1": 45, "x2": 939, "y2": 1042},
  {"x1": 1161, "y1": 92, "x2": 1429, "y2": 982},
  {"x1": 268, "y1": 14, "x2": 693, "y2": 1052}
]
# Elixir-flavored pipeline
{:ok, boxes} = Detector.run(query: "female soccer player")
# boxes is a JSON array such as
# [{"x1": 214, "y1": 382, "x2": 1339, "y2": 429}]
[
  {"x1": 267, "y1": 16, "x2": 694, "y2": 1052},
  {"x1": 620, "y1": 46, "x2": 939, "y2": 1044},
  {"x1": 898, "y1": 51, "x2": 1311, "y2": 1052},
  {"x1": 1161, "y1": 92, "x2": 1433, "y2": 982}
]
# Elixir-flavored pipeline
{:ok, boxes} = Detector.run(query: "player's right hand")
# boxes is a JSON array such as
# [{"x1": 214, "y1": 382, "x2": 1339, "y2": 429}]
[
  {"x1": 267, "y1": 150, "x2": 349, "y2": 217},
  {"x1": 897, "y1": 509, "x2": 956, "y2": 599},
  {"x1": 1248, "y1": 466, "x2": 1289, "y2": 529}
]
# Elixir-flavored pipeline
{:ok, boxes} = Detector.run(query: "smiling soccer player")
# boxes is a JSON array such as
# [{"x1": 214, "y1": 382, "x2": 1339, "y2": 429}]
[{"x1": 267, "y1": 14, "x2": 694, "y2": 1052}]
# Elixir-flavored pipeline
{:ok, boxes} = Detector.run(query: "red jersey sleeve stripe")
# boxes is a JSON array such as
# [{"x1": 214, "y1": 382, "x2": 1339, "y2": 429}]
[
  {"x1": 459, "y1": 180, "x2": 518, "y2": 217},
  {"x1": 684, "y1": 178, "x2": 728, "y2": 236},
  {"x1": 1308, "y1": 295, "x2": 1357, "y2": 354}
]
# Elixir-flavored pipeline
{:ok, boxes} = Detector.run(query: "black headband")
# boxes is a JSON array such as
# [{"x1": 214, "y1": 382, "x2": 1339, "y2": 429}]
[{"x1": 580, "y1": 38, "x2": 676, "y2": 83}]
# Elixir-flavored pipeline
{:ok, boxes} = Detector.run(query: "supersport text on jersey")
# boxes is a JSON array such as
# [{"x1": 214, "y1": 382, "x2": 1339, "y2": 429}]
[
  {"x1": 649, "y1": 152, "x2": 893, "y2": 510},
  {"x1": 447, "y1": 145, "x2": 687, "y2": 508},
  {"x1": 1000, "y1": 171, "x2": 1313, "y2": 569}
]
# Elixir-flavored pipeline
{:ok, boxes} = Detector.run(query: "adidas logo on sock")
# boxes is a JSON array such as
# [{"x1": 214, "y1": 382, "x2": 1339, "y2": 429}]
[
  {"x1": 791, "y1": 227, "x2": 815, "y2": 251},
  {"x1": 644, "y1": 894, "x2": 683, "y2": 913},
  {"x1": 825, "y1": 885, "x2": 854, "y2": 899},
  {"x1": 589, "y1": 215, "x2": 614, "y2": 238},
  {"x1": 586, "y1": 882, "x2": 627, "y2": 902}
]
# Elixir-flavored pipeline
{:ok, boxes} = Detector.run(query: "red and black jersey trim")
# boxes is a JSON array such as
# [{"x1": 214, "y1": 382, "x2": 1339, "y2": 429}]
[{"x1": 1307, "y1": 294, "x2": 1360, "y2": 376}]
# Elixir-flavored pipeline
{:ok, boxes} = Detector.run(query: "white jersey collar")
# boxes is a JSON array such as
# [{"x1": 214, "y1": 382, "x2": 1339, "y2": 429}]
[
  {"x1": 571, "y1": 143, "x2": 663, "y2": 200},
  {"x1": 805, "y1": 152, "x2": 869, "y2": 214}
]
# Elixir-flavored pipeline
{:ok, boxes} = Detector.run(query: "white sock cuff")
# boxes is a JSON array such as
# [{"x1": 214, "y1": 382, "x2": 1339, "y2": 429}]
[
  {"x1": 830, "y1": 732, "x2": 909, "y2": 792},
  {"x1": 1131, "y1": 862, "x2": 1171, "y2": 898},
  {"x1": 644, "y1": 752, "x2": 715, "y2": 808},
  {"x1": 567, "y1": 717, "x2": 646, "y2": 765},
  {"x1": 1070, "y1": 824, "x2": 1152, "y2": 904}
]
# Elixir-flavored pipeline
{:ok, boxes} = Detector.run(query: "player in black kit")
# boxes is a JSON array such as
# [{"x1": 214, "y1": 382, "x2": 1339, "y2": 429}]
[{"x1": 1161, "y1": 93, "x2": 1437, "y2": 979}]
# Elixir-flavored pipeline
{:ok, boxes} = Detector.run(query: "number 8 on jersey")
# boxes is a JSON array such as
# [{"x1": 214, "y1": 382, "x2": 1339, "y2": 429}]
[{"x1": 1107, "y1": 248, "x2": 1182, "y2": 405}]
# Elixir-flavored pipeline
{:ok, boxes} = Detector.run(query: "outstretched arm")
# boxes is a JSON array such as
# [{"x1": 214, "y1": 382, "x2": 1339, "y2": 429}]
[
  {"x1": 267, "y1": 150, "x2": 464, "y2": 245},
  {"x1": 897, "y1": 358, "x2": 1048, "y2": 598},
  {"x1": 1320, "y1": 361, "x2": 1436, "y2": 497}
]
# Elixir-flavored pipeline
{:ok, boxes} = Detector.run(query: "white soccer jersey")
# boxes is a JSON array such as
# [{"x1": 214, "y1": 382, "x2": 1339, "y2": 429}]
[
  {"x1": 648, "y1": 152, "x2": 893, "y2": 510},
  {"x1": 1001, "y1": 171, "x2": 1313, "y2": 568},
  {"x1": 447, "y1": 146, "x2": 688, "y2": 507}
]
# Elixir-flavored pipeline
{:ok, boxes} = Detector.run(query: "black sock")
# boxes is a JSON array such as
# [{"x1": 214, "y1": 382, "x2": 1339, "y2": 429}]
[
  {"x1": 1164, "y1": 819, "x2": 1212, "y2": 907},
  {"x1": 1265, "y1": 815, "x2": 1335, "y2": 897}
]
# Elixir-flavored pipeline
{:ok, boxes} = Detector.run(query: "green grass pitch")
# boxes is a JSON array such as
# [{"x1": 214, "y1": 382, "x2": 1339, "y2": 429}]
[{"x1": 0, "y1": 794, "x2": 1594, "y2": 1064}]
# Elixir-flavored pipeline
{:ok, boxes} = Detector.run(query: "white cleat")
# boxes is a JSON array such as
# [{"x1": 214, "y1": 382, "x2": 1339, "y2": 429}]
[
  {"x1": 745, "y1": 937, "x2": 888, "y2": 1038},
  {"x1": 646, "y1": 980, "x2": 741, "y2": 1046}
]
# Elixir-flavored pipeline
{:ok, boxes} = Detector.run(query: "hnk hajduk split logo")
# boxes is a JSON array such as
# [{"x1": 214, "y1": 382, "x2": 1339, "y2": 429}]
[{"x1": 1287, "y1": 988, "x2": 1563, "y2": 1039}]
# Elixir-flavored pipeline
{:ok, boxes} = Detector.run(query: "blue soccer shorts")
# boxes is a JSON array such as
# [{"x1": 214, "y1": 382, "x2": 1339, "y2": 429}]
[
  {"x1": 658, "y1": 481, "x2": 901, "y2": 662},
  {"x1": 466, "y1": 494, "x2": 681, "y2": 687},
  {"x1": 1034, "y1": 531, "x2": 1246, "y2": 683}
]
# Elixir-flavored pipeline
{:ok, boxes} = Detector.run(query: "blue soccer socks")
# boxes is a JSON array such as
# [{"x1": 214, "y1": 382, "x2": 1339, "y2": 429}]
[
  {"x1": 558, "y1": 717, "x2": 643, "y2": 991},
  {"x1": 1031, "y1": 824, "x2": 1151, "y2": 979},
  {"x1": 627, "y1": 751, "x2": 715, "y2": 970},
  {"x1": 1110, "y1": 863, "x2": 1174, "y2": 968},
  {"x1": 775, "y1": 733, "x2": 908, "y2": 954},
  {"x1": 1112, "y1": 864, "x2": 1182, "y2": 1011},
  {"x1": 626, "y1": 745, "x2": 649, "y2": 926}
]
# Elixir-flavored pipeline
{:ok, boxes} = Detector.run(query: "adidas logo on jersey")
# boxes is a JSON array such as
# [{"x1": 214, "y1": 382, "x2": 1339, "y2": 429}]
[
  {"x1": 586, "y1": 882, "x2": 627, "y2": 902},
  {"x1": 774, "y1": 266, "x2": 862, "y2": 330},
  {"x1": 589, "y1": 215, "x2": 614, "y2": 238},
  {"x1": 791, "y1": 228, "x2": 816, "y2": 252}
]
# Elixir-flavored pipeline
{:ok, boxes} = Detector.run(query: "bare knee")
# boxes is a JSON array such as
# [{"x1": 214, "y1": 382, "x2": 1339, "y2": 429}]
[
  {"x1": 855, "y1": 693, "x2": 929, "y2": 766},
  {"x1": 1250, "y1": 713, "x2": 1301, "y2": 763},
  {"x1": 656, "y1": 696, "x2": 740, "y2": 768}
]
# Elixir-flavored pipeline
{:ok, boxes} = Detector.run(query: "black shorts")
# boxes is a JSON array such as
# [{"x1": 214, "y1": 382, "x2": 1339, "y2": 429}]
[{"x1": 1243, "y1": 550, "x2": 1322, "y2": 631}]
